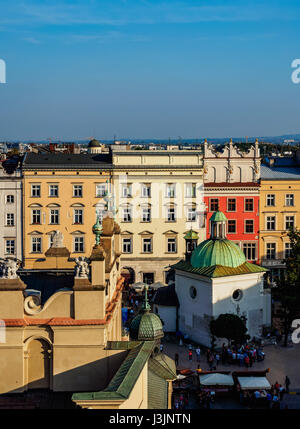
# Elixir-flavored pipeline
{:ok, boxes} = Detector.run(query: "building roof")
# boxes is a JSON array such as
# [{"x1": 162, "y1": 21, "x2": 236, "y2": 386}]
[
  {"x1": 130, "y1": 310, "x2": 164, "y2": 341},
  {"x1": 261, "y1": 165, "x2": 300, "y2": 180},
  {"x1": 191, "y1": 238, "x2": 246, "y2": 269},
  {"x1": 88, "y1": 139, "x2": 101, "y2": 148},
  {"x1": 172, "y1": 260, "x2": 267, "y2": 278},
  {"x1": 209, "y1": 210, "x2": 227, "y2": 222},
  {"x1": 153, "y1": 283, "x2": 179, "y2": 307},
  {"x1": 204, "y1": 182, "x2": 260, "y2": 187},
  {"x1": 23, "y1": 152, "x2": 112, "y2": 170},
  {"x1": 72, "y1": 341, "x2": 155, "y2": 401}
]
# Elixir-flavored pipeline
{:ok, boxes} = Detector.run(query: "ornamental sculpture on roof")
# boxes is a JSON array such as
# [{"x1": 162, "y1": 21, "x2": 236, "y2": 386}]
[
  {"x1": 52, "y1": 230, "x2": 64, "y2": 248},
  {"x1": 74, "y1": 256, "x2": 90, "y2": 279},
  {"x1": 0, "y1": 258, "x2": 20, "y2": 279}
]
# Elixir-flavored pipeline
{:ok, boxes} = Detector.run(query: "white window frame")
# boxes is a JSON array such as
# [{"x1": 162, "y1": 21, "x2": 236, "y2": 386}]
[
  {"x1": 122, "y1": 184, "x2": 132, "y2": 198},
  {"x1": 166, "y1": 206, "x2": 176, "y2": 222},
  {"x1": 266, "y1": 242, "x2": 276, "y2": 260},
  {"x1": 242, "y1": 242, "x2": 256, "y2": 261},
  {"x1": 73, "y1": 209, "x2": 83, "y2": 225},
  {"x1": 185, "y1": 183, "x2": 196, "y2": 198},
  {"x1": 142, "y1": 237, "x2": 152, "y2": 253},
  {"x1": 187, "y1": 206, "x2": 197, "y2": 222},
  {"x1": 266, "y1": 215, "x2": 276, "y2": 231},
  {"x1": 74, "y1": 236, "x2": 84, "y2": 253},
  {"x1": 141, "y1": 206, "x2": 151, "y2": 222},
  {"x1": 122, "y1": 237, "x2": 132, "y2": 253},
  {"x1": 244, "y1": 219, "x2": 254, "y2": 234},
  {"x1": 284, "y1": 242, "x2": 292, "y2": 259},
  {"x1": 32, "y1": 209, "x2": 41, "y2": 225},
  {"x1": 31, "y1": 184, "x2": 41, "y2": 197},
  {"x1": 49, "y1": 184, "x2": 59, "y2": 197},
  {"x1": 266, "y1": 194, "x2": 275, "y2": 207},
  {"x1": 167, "y1": 237, "x2": 177, "y2": 253},
  {"x1": 6, "y1": 195, "x2": 14, "y2": 204},
  {"x1": 141, "y1": 183, "x2": 151, "y2": 198},
  {"x1": 5, "y1": 239, "x2": 15, "y2": 255},
  {"x1": 285, "y1": 215, "x2": 295, "y2": 230},
  {"x1": 6, "y1": 213, "x2": 15, "y2": 226},
  {"x1": 31, "y1": 236, "x2": 42, "y2": 253},
  {"x1": 73, "y1": 185, "x2": 83, "y2": 197},
  {"x1": 122, "y1": 206, "x2": 132, "y2": 222},
  {"x1": 49, "y1": 209, "x2": 59, "y2": 225},
  {"x1": 285, "y1": 194, "x2": 294, "y2": 207},
  {"x1": 96, "y1": 183, "x2": 107, "y2": 197},
  {"x1": 166, "y1": 184, "x2": 176, "y2": 198}
]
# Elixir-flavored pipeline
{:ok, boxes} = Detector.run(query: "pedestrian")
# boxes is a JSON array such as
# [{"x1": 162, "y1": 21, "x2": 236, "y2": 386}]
[
  {"x1": 285, "y1": 376, "x2": 291, "y2": 393},
  {"x1": 188, "y1": 349, "x2": 193, "y2": 361},
  {"x1": 196, "y1": 346, "x2": 201, "y2": 362},
  {"x1": 279, "y1": 385, "x2": 284, "y2": 400},
  {"x1": 160, "y1": 343, "x2": 163, "y2": 353},
  {"x1": 244, "y1": 355, "x2": 250, "y2": 368},
  {"x1": 175, "y1": 353, "x2": 179, "y2": 366},
  {"x1": 215, "y1": 353, "x2": 220, "y2": 366}
]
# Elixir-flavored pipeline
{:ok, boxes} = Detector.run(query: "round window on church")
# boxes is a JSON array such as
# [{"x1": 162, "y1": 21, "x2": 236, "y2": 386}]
[
  {"x1": 190, "y1": 286, "x2": 197, "y2": 299},
  {"x1": 232, "y1": 289, "x2": 243, "y2": 301}
]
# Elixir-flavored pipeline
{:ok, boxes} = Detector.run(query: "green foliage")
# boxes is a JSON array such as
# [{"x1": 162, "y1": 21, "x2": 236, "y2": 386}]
[{"x1": 210, "y1": 313, "x2": 248, "y2": 344}]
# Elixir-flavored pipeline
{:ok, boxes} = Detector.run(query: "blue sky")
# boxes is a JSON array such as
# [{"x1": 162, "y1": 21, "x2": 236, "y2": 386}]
[{"x1": 0, "y1": 0, "x2": 300, "y2": 140}]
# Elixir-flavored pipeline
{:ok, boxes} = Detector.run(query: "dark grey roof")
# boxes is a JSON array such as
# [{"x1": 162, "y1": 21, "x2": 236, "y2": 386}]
[
  {"x1": 261, "y1": 165, "x2": 300, "y2": 180},
  {"x1": 23, "y1": 152, "x2": 113, "y2": 170},
  {"x1": 152, "y1": 283, "x2": 179, "y2": 307}
]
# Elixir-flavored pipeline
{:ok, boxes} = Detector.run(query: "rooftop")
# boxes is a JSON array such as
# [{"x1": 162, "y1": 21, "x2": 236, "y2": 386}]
[
  {"x1": 23, "y1": 152, "x2": 113, "y2": 170},
  {"x1": 261, "y1": 164, "x2": 300, "y2": 180}
]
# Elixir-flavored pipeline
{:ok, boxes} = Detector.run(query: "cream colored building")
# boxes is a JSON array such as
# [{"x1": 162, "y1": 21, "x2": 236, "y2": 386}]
[{"x1": 112, "y1": 150, "x2": 206, "y2": 283}]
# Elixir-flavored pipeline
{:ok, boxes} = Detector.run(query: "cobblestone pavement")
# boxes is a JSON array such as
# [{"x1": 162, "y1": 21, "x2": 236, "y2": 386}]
[{"x1": 162, "y1": 337, "x2": 300, "y2": 392}]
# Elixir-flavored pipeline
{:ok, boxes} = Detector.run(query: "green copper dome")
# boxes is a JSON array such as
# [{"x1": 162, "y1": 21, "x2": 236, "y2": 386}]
[
  {"x1": 129, "y1": 311, "x2": 164, "y2": 341},
  {"x1": 191, "y1": 238, "x2": 246, "y2": 268},
  {"x1": 88, "y1": 138, "x2": 101, "y2": 148},
  {"x1": 184, "y1": 230, "x2": 199, "y2": 240},
  {"x1": 210, "y1": 210, "x2": 228, "y2": 222}
]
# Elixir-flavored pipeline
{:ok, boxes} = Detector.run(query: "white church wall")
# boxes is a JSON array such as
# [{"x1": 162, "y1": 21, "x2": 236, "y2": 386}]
[
  {"x1": 153, "y1": 305, "x2": 177, "y2": 332},
  {"x1": 212, "y1": 273, "x2": 270, "y2": 339},
  {"x1": 175, "y1": 271, "x2": 213, "y2": 346}
]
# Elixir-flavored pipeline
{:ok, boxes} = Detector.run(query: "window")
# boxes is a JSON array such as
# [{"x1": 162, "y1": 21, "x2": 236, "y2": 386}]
[
  {"x1": 209, "y1": 198, "x2": 219, "y2": 212},
  {"x1": 167, "y1": 237, "x2": 177, "y2": 253},
  {"x1": 228, "y1": 219, "x2": 236, "y2": 233},
  {"x1": 242, "y1": 243, "x2": 256, "y2": 261},
  {"x1": 166, "y1": 206, "x2": 176, "y2": 222},
  {"x1": 284, "y1": 242, "x2": 292, "y2": 259},
  {"x1": 185, "y1": 183, "x2": 196, "y2": 198},
  {"x1": 141, "y1": 183, "x2": 151, "y2": 198},
  {"x1": 141, "y1": 207, "x2": 151, "y2": 222},
  {"x1": 227, "y1": 198, "x2": 236, "y2": 212},
  {"x1": 74, "y1": 236, "x2": 84, "y2": 252},
  {"x1": 285, "y1": 194, "x2": 294, "y2": 207},
  {"x1": 96, "y1": 184, "x2": 106, "y2": 197},
  {"x1": 266, "y1": 216, "x2": 276, "y2": 231},
  {"x1": 122, "y1": 206, "x2": 132, "y2": 222},
  {"x1": 232, "y1": 289, "x2": 243, "y2": 301},
  {"x1": 245, "y1": 198, "x2": 254, "y2": 212},
  {"x1": 73, "y1": 209, "x2": 83, "y2": 224},
  {"x1": 187, "y1": 206, "x2": 196, "y2": 222},
  {"x1": 166, "y1": 184, "x2": 176, "y2": 198},
  {"x1": 122, "y1": 184, "x2": 132, "y2": 198},
  {"x1": 190, "y1": 286, "x2": 197, "y2": 299},
  {"x1": 122, "y1": 238, "x2": 132, "y2": 253},
  {"x1": 49, "y1": 209, "x2": 59, "y2": 224},
  {"x1": 266, "y1": 194, "x2": 275, "y2": 206},
  {"x1": 285, "y1": 216, "x2": 295, "y2": 230},
  {"x1": 49, "y1": 185, "x2": 58, "y2": 197},
  {"x1": 32, "y1": 209, "x2": 41, "y2": 224},
  {"x1": 266, "y1": 243, "x2": 276, "y2": 260},
  {"x1": 142, "y1": 237, "x2": 152, "y2": 253},
  {"x1": 6, "y1": 213, "x2": 14, "y2": 226},
  {"x1": 5, "y1": 239, "x2": 15, "y2": 255},
  {"x1": 245, "y1": 219, "x2": 254, "y2": 233},
  {"x1": 31, "y1": 237, "x2": 42, "y2": 253},
  {"x1": 31, "y1": 184, "x2": 41, "y2": 197},
  {"x1": 73, "y1": 185, "x2": 83, "y2": 197},
  {"x1": 6, "y1": 195, "x2": 14, "y2": 204}
]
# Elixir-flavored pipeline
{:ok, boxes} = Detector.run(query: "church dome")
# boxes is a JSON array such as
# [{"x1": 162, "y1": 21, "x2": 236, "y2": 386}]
[
  {"x1": 191, "y1": 238, "x2": 246, "y2": 268},
  {"x1": 190, "y1": 210, "x2": 246, "y2": 268},
  {"x1": 88, "y1": 139, "x2": 101, "y2": 148},
  {"x1": 129, "y1": 288, "x2": 164, "y2": 341}
]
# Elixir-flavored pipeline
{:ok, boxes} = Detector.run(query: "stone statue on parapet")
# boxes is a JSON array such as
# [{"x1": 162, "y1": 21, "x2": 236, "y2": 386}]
[
  {"x1": 74, "y1": 256, "x2": 90, "y2": 279},
  {"x1": 52, "y1": 230, "x2": 64, "y2": 248},
  {"x1": 0, "y1": 258, "x2": 20, "y2": 279}
]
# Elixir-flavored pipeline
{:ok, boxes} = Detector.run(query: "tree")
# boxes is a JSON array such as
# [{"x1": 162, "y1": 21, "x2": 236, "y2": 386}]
[
  {"x1": 210, "y1": 313, "x2": 248, "y2": 345},
  {"x1": 272, "y1": 227, "x2": 300, "y2": 347}
]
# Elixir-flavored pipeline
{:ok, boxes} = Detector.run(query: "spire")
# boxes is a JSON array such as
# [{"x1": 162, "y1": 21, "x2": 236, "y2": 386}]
[
  {"x1": 92, "y1": 215, "x2": 103, "y2": 245},
  {"x1": 142, "y1": 285, "x2": 151, "y2": 311}
]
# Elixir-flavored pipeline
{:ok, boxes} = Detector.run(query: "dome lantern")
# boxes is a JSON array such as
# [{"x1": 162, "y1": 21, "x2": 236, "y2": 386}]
[{"x1": 210, "y1": 210, "x2": 227, "y2": 240}]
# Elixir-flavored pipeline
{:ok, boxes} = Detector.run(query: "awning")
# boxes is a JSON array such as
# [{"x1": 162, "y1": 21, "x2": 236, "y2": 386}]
[
  {"x1": 199, "y1": 373, "x2": 234, "y2": 386},
  {"x1": 237, "y1": 376, "x2": 271, "y2": 390},
  {"x1": 150, "y1": 281, "x2": 167, "y2": 290},
  {"x1": 130, "y1": 282, "x2": 147, "y2": 291}
]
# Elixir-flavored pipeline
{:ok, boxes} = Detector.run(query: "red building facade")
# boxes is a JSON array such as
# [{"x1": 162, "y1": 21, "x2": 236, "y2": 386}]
[
  {"x1": 204, "y1": 183, "x2": 260, "y2": 264},
  {"x1": 203, "y1": 140, "x2": 261, "y2": 264}
]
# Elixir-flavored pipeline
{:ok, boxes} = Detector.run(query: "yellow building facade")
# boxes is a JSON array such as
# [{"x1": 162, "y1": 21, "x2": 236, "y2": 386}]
[
  {"x1": 260, "y1": 162, "x2": 300, "y2": 279},
  {"x1": 22, "y1": 152, "x2": 113, "y2": 269}
]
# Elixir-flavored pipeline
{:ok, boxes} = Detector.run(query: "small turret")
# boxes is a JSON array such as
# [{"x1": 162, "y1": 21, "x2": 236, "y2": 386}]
[{"x1": 184, "y1": 229, "x2": 199, "y2": 262}]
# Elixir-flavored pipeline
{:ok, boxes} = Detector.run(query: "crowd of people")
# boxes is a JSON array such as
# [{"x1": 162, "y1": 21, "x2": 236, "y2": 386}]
[
  {"x1": 238, "y1": 378, "x2": 291, "y2": 409},
  {"x1": 204, "y1": 343, "x2": 265, "y2": 369}
]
